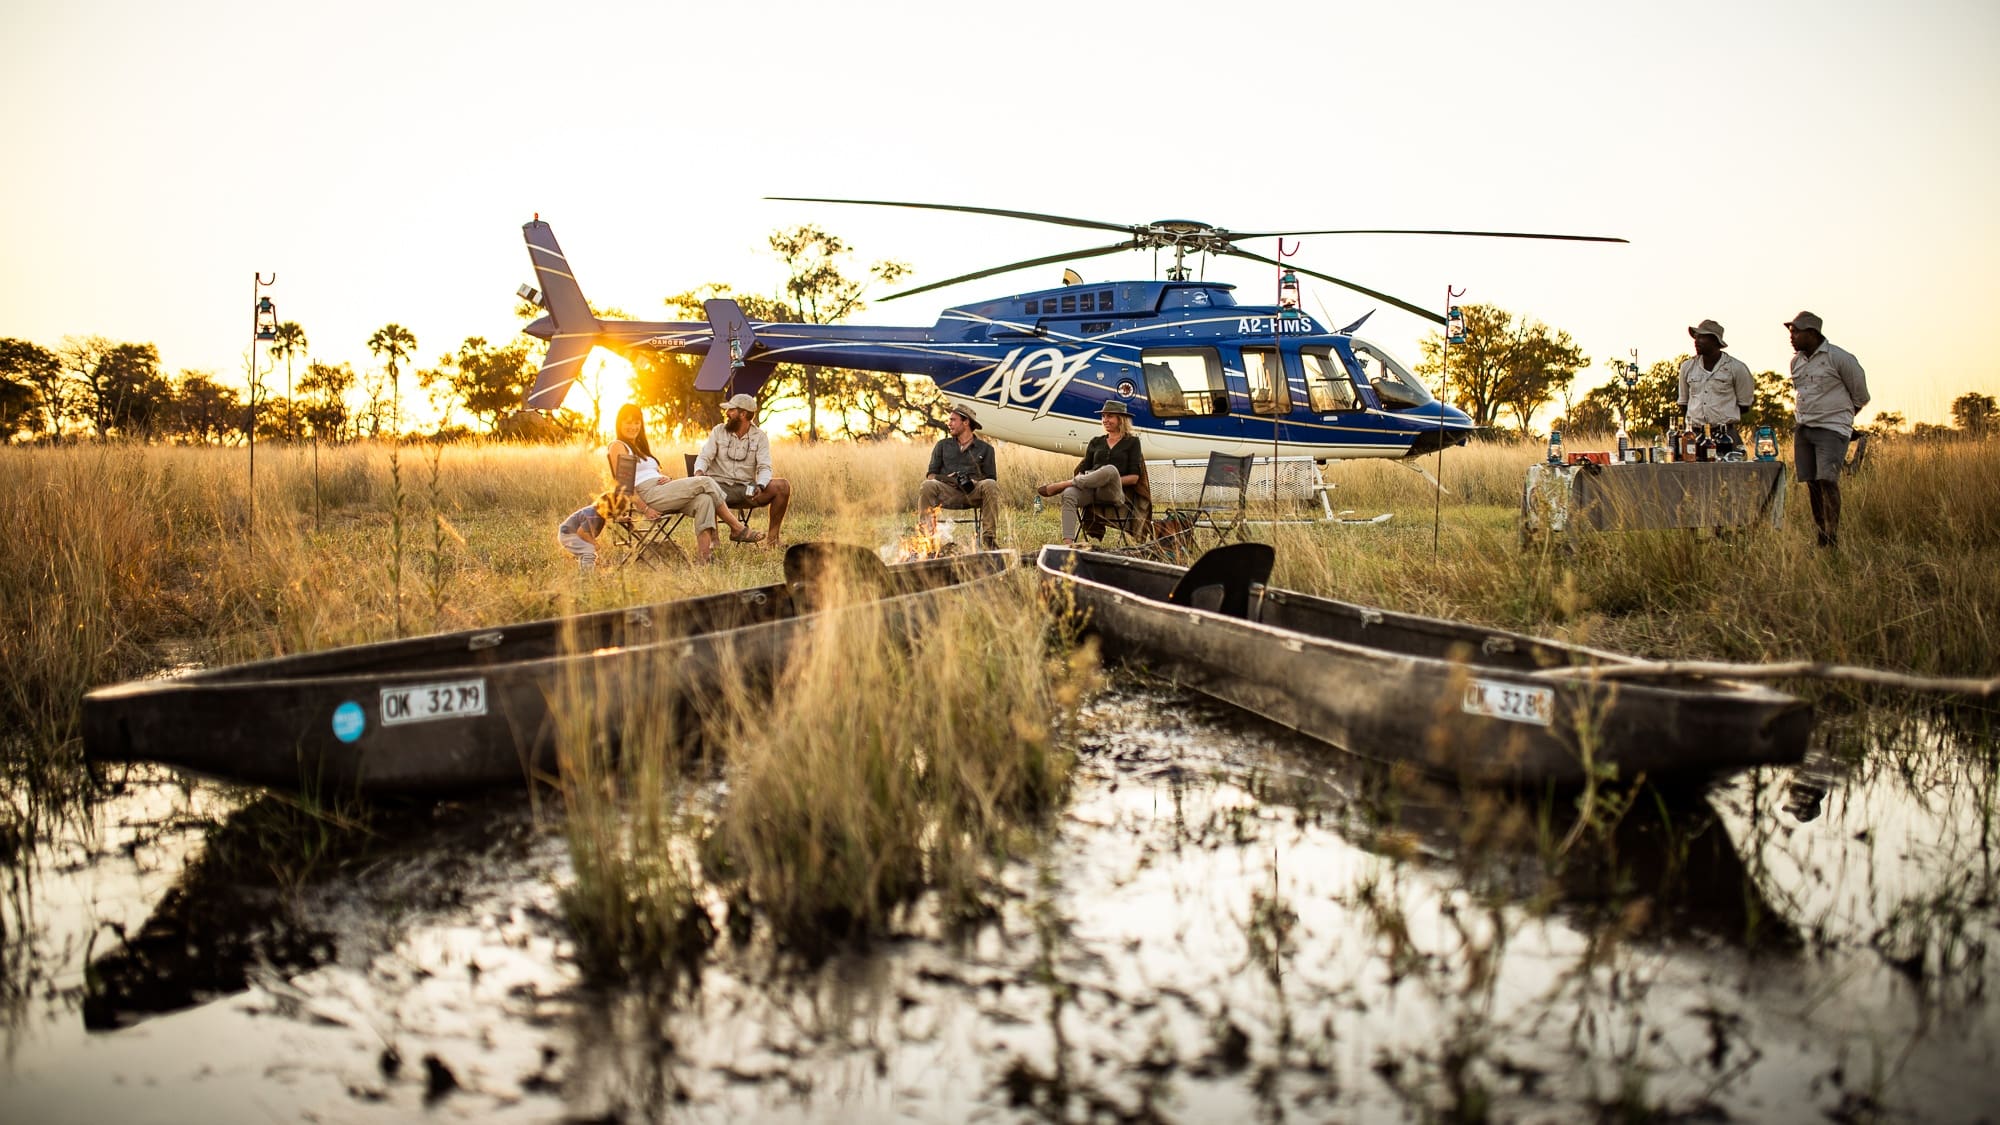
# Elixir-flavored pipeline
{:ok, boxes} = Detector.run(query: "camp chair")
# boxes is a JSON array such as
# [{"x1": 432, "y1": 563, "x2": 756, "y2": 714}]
[
  {"x1": 1161, "y1": 451, "x2": 1254, "y2": 552},
  {"x1": 608, "y1": 507, "x2": 688, "y2": 569},
  {"x1": 919, "y1": 486, "x2": 991, "y2": 551},
  {"x1": 1079, "y1": 460, "x2": 1171, "y2": 558}
]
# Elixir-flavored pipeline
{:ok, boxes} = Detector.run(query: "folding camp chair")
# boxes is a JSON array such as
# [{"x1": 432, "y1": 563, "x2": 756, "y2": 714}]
[
  {"x1": 609, "y1": 509, "x2": 688, "y2": 569},
  {"x1": 1162, "y1": 452, "x2": 1254, "y2": 552},
  {"x1": 1079, "y1": 460, "x2": 1174, "y2": 558}
]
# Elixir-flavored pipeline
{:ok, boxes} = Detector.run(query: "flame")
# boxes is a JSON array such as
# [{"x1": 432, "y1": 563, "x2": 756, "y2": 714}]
[{"x1": 886, "y1": 509, "x2": 963, "y2": 563}]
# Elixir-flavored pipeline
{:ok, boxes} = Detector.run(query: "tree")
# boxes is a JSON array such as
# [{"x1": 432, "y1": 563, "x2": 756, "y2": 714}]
[
  {"x1": 366, "y1": 323, "x2": 418, "y2": 434},
  {"x1": 418, "y1": 336, "x2": 537, "y2": 432},
  {"x1": 297, "y1": 361, "x2": 355, "y2": 441},
  {"x1": 60, "y1": 337, "x2": 171, "y2": 437},
  {"x1": 1415, "y1": 304, "x2": 1588, "y2": 430},
  {"x1": 0, "y1": 338, "x2": 58, "y2": 437},
  {"x1": 767, "y1": 225, "x2": 917, "y2": 441},
  {"x1": 268, "y1": 321, "x2": 309, "y2": 440},
  {"x1": 1951, "y1": 392, "x2": 1997, "y2": 439},
  {"x1": 166, "y1": 371, "x2": 242, "y2": 444}
]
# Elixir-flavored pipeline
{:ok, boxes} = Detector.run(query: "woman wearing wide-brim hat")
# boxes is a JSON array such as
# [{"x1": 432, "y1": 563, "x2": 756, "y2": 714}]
[{"x1": 1036, "y1": 399, "x2": 1147, "y2": 545}]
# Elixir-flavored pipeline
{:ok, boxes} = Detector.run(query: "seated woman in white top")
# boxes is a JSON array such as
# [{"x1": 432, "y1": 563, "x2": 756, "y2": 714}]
[{"x1": 606, "y1": 404, "x2": 762, "y2": 563}]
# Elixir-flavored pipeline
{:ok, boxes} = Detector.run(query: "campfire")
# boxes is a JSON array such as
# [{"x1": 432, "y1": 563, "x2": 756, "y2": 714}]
[{"x1": 886, "y1": 510, "x2": 967, "y2": 563}]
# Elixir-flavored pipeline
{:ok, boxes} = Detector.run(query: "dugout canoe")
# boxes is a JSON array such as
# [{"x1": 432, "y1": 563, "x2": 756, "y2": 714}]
[
  {"x1": 1039, "y1": 543, "x2": 1810, "y2": 787},
  {"x1": 85, "y1": 545, "x2": 1015, "y2": 795}
]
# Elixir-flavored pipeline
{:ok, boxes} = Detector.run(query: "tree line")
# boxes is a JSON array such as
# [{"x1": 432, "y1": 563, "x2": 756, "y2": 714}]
[{"x1": 0, "y1": 225, "x2": 941, "y2": 447}]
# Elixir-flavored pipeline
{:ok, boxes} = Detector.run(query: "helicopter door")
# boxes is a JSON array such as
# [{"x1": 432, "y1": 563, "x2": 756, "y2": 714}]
[
  {"x1": 1299, "y1": 346, "x2": 1360, "y2": 418},
  {"x1": 1238, "y1": 347, "x2": 1294, "y2": 416}
]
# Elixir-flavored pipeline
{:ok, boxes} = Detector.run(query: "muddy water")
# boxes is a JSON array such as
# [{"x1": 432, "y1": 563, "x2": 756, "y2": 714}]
[{"x1": 2, "y1": 684, "x2": 1995, "y2": 1122}]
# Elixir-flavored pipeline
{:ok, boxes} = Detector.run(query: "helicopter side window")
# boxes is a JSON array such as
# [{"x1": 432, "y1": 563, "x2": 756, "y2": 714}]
[
  {"x1": 1301, "y1": 347, "x2": 1358, "y2": 412},
  {"x1": 1142, "y1": 349, "x2": 1226, "y2": 418},
  {"x1": 1348, "y1": 342, "x2": 1436, "y2": 411},
  {"x1": 1240, "y1": 348, "x2": 1293, "y2": 416}
]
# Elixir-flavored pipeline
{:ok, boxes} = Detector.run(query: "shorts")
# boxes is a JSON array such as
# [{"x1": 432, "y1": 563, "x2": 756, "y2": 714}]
[{"x1": 1793, "y1": 425, "x2": 1849, "y2": 483}]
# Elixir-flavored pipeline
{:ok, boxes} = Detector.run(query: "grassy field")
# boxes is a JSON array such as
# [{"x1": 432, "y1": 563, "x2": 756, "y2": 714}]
[{"x1": 4, "y1": 433, "x2": 1994, "y2": 750}]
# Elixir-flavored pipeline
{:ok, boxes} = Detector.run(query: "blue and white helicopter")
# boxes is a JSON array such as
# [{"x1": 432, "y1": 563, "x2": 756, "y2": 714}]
[{"x1": 517, "y1": 199, "x2": 1624, "y2": 461}]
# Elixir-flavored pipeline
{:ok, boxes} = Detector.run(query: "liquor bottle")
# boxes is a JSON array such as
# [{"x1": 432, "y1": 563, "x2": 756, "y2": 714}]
[
  {"x1": 1615, "y1": 423, "x2": 1630, "y2": 463},
  {"x1": 1678, "y1": 422, "x2": 1699, "y2": 462},
  {"x1": 1695, "y1": 424, "x2": 1715, "y2": 462},
  {"x1": 1754, "y1": 425, "x2": 1777, "y2": 461},
  {"x1": 1714, "y1": 426, "x2": 1738, "y2": 460},
  {"x1": 1547, "y1": 428, "x2": 1564, "y2": 465}
]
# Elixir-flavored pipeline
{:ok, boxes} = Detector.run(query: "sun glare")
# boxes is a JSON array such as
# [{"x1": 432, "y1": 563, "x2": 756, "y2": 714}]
[{"x1": 586, "y1": 351, "x2": 640, "y2": 437}]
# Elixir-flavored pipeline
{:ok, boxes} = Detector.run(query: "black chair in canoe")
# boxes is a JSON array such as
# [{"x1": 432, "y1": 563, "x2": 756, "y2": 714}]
[{"x1": 1166, "y1": 541, "x2": 1274, "y2": 619}]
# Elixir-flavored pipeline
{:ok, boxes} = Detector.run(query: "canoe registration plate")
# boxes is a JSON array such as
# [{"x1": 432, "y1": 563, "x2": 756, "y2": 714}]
[
  {"x1": 380, "y1": 678, "x2": 488, "y2": 725},
  {"x1": 1462, "y1": 678, "x2": 1554, "y2": 726}
]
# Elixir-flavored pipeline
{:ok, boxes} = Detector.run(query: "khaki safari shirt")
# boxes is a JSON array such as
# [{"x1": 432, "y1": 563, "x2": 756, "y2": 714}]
[
  {"x1": 695, "y1": 422, "x2": 772, "y2": 489},
  {"x1": 1677, "y1": 352, "x2": 1755, "y2": 427},
  {"x1": 1790, "y1": 339, "x2": 1870, "y2": 439}
]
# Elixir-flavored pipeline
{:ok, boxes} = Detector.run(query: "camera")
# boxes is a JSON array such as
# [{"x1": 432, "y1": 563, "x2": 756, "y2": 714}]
[{"x1": 950, "y1": 470, "x2": 978, "y2": 494}]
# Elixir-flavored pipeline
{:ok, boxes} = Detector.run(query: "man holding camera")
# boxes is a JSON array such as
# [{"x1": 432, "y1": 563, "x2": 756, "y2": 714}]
[{"x1": 918, "y1": 403, "x2": 1000, "y2": 550}]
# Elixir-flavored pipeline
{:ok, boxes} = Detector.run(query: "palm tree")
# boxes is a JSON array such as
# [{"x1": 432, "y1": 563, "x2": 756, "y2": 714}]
[
  {"x1": 366, "y1": 323, "x2": 417, "y2": 434},
  {"x1": 269, "y1": 321, "x2": 308, "y2": 440}
]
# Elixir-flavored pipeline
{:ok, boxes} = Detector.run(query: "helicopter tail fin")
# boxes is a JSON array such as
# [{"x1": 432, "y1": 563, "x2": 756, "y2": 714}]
[
  {"x1": 694, "y1": 298, "x2": 778, "y2": 395},
  {"x1": 521, "y1": 219, "x2": 603, "y2": 411}
]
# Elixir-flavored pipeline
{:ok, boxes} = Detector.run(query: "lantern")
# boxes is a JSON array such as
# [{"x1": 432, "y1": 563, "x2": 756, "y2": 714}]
[{"x1": 1278, "y1": 269, "x2": 1300, "y2": 321}]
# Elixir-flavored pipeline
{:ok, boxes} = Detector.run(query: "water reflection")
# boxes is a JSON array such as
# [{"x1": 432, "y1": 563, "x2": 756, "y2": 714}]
[{"x1": 1, "y1": 681, "x2": 1995, "y2": 1122}]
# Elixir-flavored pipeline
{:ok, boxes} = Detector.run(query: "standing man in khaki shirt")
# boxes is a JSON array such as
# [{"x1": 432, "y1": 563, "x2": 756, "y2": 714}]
[
  {"x1": 1677, "y1": 318, "x2": 1755, "y2": 441},
  {"x1": 1785, "y1": 311, "x2": 1870, "y2": 549}
]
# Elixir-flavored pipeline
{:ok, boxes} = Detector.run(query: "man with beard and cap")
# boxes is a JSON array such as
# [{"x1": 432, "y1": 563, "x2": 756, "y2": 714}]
[
  {"x1": 1677, "y1": 318, "x2": 1755, "y2": 443},
  {"x1": 694, "y1": 392, "x2": 791, "y2": 547},
  {"x1": 918, "y1": 402, "x2": 1000, "y2": 549},
  {"x1": 1785, "y1": 311, "x2": 1869, "y2": 549}
]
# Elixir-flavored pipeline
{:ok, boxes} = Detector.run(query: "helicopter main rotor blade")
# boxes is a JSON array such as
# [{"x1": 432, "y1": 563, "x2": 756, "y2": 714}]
[
  {"x1": 884, "y1": 241, "x2": 1142, "y2": 301},
  {"x1": 1228, "y1": 246, "x2": 1447, "y2": 326},
  {"x1": 1226, "y1": 227, "x2": 1628, "y2": 244},
  {"x1": 767, "y1": 196, "x2": 1135, "y2": 237}
]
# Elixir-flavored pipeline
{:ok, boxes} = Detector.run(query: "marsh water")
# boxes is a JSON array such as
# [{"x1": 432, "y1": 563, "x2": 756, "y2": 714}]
[{"x1": 2, "y1": 682, "x2": 1995, "y2": 1123}]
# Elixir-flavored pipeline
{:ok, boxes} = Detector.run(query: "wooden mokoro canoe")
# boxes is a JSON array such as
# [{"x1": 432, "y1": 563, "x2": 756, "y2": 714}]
[
  {"x1": 85, "y1": 545, "x2": 1015, "y2": 795},
  {"x1": 1038, "y1": 543, "x2": 1810, "y2": 787}
]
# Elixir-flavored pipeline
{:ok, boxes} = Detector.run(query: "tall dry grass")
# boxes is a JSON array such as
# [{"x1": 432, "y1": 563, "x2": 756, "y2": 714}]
[
  {"x1": 1286, "y1": 435, "x2": 2000, "y2": 676},
  {"x1": 551, "y1": 553, "x2": 1093, "y2": 975}
]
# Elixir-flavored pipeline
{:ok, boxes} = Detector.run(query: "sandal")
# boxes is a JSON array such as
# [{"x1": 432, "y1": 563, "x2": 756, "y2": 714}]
[{"x1": 729, "y1": 527, "x2": 766, "y2": 544}]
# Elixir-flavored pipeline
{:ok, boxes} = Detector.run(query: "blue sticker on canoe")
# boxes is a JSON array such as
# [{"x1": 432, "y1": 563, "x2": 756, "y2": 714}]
[{"x1": 332, "y1": 701, "x2": 366, "y2": 743}]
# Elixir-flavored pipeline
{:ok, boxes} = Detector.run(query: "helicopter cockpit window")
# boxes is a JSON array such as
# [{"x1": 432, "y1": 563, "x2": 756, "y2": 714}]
[
  {"x1": 1141, "y1": 349, "x2": 1227, "y2": 418},
  {"x1": 1239, "y1": 348, "x2": 1293, "y2": 416},
  {"x1": 1300, "y1": 347, "x2": 1358, "y2": 413},
  {"x1": 1348, "y1": 342, "x2": 1436, "y2": 411}
]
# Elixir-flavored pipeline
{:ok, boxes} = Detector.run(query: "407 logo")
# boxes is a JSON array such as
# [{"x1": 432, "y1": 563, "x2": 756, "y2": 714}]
[{"x1": 973, "y1": 346, "x2": 1103, "y2": 418}]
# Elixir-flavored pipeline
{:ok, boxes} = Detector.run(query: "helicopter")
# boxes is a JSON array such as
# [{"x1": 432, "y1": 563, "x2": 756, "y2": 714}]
[{"x1": 515, "y1": 200, "x2": 1625, "y2": 461}]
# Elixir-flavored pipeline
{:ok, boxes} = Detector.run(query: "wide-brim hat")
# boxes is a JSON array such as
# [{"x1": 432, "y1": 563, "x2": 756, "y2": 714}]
[
  {"x1": 1784, "y1": 310, "x2": 1824, "y2": 333},
  {"x1": 724, "y1": 392, "x2": 758, "y2": 413},
  {"x1": 1687, "y1": 319, "x2": 1728, "y2": 348},
  {"x1": 949, "y1": 403, "x2": 982, "y2": 430},
  {"x1": 1100, "y1": 399, "x2": 1130, "y2": 417}
]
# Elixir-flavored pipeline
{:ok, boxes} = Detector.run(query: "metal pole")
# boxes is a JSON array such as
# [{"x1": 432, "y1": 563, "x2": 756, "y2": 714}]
[{"x1": 1432, "y1": 286, "x2": 1465, "y2": 556}]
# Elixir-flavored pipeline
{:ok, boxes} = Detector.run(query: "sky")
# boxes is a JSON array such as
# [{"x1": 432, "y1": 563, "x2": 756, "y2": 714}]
[{"x1": 5, "y1": 0, "x2": 1998, "y2": 431}]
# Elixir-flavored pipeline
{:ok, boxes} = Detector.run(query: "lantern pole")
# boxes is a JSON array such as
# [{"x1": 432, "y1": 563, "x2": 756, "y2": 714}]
[
  {"x1": 249, "y1": 274, "x2": 277, "y2": 550},
  {"x1": 1432, "y1": 287, "x2": 1467, "y2": 556}
]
